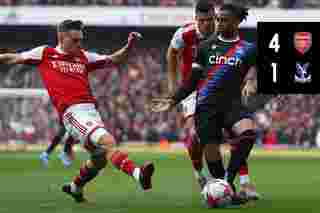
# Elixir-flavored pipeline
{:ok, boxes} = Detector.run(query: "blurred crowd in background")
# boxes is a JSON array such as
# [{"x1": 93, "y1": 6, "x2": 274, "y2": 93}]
[
  {"x1": 0, "y1": 0, "x2": 319, "y2": 148},
  {"x1": 0, "y1": 0, "x2": 319, "y2": 8},
  {"x1": 1, "y1": 47, "x2": 320, "y2": 147}
]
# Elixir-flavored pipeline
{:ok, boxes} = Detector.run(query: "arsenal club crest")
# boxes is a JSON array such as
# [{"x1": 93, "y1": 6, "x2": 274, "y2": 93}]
[{"x1": 294, "y1": 32, "x2": 312, "y2": 55}]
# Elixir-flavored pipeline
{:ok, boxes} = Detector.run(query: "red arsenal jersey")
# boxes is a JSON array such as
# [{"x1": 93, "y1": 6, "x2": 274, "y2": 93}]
[
  {"x1": 170, "y1": 22, "x2": 204, "y2": 83},
  {"x1": 20, "y1": 46, "x2": 114, "y2": 117}
]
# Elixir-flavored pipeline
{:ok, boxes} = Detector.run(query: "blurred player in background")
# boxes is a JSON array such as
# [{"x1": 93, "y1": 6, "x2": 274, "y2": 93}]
[
  {"x1": 214, "y1": 4, "x2": 260, "y2": 200},
  {"x1": 166, "y1": 0, "x2": 219, "y2": 187},
  {"x1": 0, "y1": 19, "x2": 154, "y2": 203},
  {"x1": 39, "y1": 123, "x2": 75, "y2": 168}
]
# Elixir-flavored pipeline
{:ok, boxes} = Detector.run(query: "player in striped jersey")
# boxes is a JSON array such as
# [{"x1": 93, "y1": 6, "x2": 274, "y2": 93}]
[{"x1": 213, "y1": 4, "x2": 260, "y2": 200}]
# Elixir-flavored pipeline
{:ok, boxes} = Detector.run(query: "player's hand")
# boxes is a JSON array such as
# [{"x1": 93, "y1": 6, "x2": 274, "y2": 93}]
[
  {"x1": 242, "y1": 79, "x2": 257, "y2": 97},
  {"x1": 127, "y1": 32, "x2": 142, "y2": 48},
  {"x1": 148, "y1": 97, "x2": 175, "y2": 112}
]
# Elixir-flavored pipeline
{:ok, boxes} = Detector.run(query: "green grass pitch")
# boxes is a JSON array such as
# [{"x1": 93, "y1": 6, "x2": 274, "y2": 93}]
[{"x1": 0, "y1": 150, "x2": 319, "y2": 213}]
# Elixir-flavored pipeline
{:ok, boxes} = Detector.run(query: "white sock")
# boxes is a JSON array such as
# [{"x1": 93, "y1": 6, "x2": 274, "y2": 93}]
[
  {"x1": 133, "y1": 168, "x2": 140, "y2": 181},
  {"x1": 70, "y1": 182, "x2": 81, "y2": 193},
  {"x1": 239, "y1": 175, "x2": 250, "y2": 185}
]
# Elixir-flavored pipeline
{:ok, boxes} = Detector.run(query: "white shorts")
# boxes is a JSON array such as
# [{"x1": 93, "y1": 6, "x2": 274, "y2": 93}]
[
  {"x1": 181, "y1": 92, "x2": 196, "y2": 118},
  {"x1": 62, "y1": 103, "x2": 109, "y2": 148}
]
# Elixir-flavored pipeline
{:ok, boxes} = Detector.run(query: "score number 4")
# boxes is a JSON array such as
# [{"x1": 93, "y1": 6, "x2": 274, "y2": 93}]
[{"x1": 268, "y1": 33, "x2": 279, "y2": 82}]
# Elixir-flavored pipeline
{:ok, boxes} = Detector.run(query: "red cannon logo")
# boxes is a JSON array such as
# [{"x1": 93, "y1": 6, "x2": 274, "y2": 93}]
[{"x1": 294, "y1": 32, "x2": 312, "y2": 55}]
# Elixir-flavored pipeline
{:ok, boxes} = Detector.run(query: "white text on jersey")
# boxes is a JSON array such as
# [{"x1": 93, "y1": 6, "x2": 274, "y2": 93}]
[{"x1": 208, "y1": 55, "x2": 242, "y2": 67}]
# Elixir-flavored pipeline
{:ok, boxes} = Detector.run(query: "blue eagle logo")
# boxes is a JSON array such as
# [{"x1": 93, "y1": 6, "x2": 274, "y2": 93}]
[{"x1": 295, "y1": 62, "x2": 311, "y2": 83}]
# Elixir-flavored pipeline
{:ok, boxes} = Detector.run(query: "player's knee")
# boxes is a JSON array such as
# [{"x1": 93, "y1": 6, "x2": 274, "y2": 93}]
[
  {"x1": 239, "y1": 129, "x2": 257, "y2": 142},
  {"x1": 94, "y1": 131, "x2": 116, "y2": 154},
  {"x1": 232, "y1": 118, "x2": 256, "y2": 135}
]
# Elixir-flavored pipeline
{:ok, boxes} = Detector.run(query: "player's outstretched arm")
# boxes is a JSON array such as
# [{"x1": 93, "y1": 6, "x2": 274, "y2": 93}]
[
  {"x1": 0, "y1": 46, "x2": 44, "y2": 65},
  {"x1": 0, "y1": 48, "x2": 24, "y2": 65},
  {"x1": 108, "y1": 32, "x2": 142, "y2": 64},
  {"x1": 166, "y1": 45, "x2": 180, "y2": 94}
]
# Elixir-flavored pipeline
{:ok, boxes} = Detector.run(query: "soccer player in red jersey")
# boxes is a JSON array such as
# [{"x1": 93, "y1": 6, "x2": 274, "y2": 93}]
[
  {"x1": 167, "y1": 0, "x2": 216, "y2": 187},
  {"x1": 0, "y1": 20, "x2": 154, "y2": 203}
]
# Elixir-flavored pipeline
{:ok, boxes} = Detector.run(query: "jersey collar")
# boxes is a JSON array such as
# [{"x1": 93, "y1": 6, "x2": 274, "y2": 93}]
[
  {"x1": 55, "y1": 46, "x2": 67, "y2": 54},
  {"x1": 217, "y1": 34, "x2": 240, "y2": 43}
]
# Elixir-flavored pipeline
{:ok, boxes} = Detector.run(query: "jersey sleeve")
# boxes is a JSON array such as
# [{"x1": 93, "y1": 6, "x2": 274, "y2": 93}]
[
  {"x1": 170, "y1": 27, "x2": 186, "y2": 50},
  {"x1": 84, "y1": 51, "x2": 114, "y2": 71},
  {"x1": 19, "y1": 45, "x2": 46, "y2": 64},
  {"x1": 172, "y1": 63, "x2": 202, "y2": 105}
]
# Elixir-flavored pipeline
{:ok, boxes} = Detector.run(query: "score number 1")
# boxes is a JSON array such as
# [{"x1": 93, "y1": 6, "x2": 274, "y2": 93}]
[{"x1": 268, "y1": 33, "x2": 280, "y2": 83}]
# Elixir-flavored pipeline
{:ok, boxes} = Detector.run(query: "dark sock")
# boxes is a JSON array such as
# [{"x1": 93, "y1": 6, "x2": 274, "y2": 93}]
[
  {"x1": 226, "y1": 130, "x2": 255, "y2": 187},
  {"x1": 206, "y1": 159, "x2": 225, "y2": 179},
  {"x1": 186, "y1": 134, "x2": 203, "y2": 172},
  {"x1": 46, "y1": 126, "x2": 66, "y2": 154},
  {"x1": 63, "y1": 137, "x2": 73, "y2": 154},
  {"x1": 73, "y1": 165, "x2": 100, "y2": 187},
  {"x1": 46, "y1": 135, "x2": 62, "y2": 154}
]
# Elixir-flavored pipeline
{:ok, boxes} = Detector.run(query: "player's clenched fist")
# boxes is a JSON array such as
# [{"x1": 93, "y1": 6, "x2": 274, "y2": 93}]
[{"x1": 127, "y1": 32, "x2": 142, "y2": 48}]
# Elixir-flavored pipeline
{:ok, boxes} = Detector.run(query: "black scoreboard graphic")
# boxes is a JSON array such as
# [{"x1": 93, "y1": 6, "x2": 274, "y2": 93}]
[{"x1": 257, "y1": 22, "x2": 319, "y2": 94}]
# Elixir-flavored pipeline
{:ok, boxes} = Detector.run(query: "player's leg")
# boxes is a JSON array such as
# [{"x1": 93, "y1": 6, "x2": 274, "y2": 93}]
[
  {"x1": 195, "y1": 111, "x2": 225, "y2": 184},
  {"x1": 225, "y1": 117, "x2": 258, "y2": 198},
  {"x1": 63, "y1": 145, "x2": 107, "y2": 202},
  {"x1": 97, "y1": 134, "x2": 154, "y2": 191},
  {"x1": 238, "y1": 162, "x2": 260, "y2": 200},
  {"x1": 61, "y1": 106, "x2": 154, "y2": 202},
  {"x1": 58, "y1": 136, "x2": 74, "y2": 167},
  {"x1": 66, "y1": 134, "x2": 154, "y2": 199},
  {"x1": 196, "y1": 111, "x2": 248, "y2": 206},
  {"x1": 183, "y1": 117, "x2": 205, "y2": 184},
  {"x1": 232, "y1": 116, "x2": 260, "y2": 200},
  {"x1": 181, "y1": 93, "x2": 206, "y2": 184},
  {"x1": 227, "y1": 131, "x2": 255, "y2": 197},
  {"x1": 39, "y1": 124, "x2": 66, "y2": 167}
]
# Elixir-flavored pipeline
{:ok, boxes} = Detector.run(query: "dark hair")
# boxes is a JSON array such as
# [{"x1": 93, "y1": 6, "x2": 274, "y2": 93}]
[
  {"x1": 219, "y1": 3, "x2": 249, "y2": 22},
  {"x1": 195, "y1": 0, "x2": 214, "y2": 15},
  {"x1": 57, "y1": 20, "x2": 84, "y2": 32}
]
